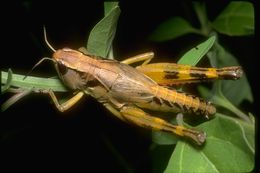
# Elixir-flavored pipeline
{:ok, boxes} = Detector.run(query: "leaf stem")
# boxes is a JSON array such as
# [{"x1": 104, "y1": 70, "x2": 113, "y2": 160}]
[{"x1": 1, "y1": 71, "x2": 67, "y2": 92}]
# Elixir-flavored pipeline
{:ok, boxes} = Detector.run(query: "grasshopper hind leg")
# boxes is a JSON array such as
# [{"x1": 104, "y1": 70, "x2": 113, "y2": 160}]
[{"x1": 117, "y1": 105, "x2": 206, "y2": 145}]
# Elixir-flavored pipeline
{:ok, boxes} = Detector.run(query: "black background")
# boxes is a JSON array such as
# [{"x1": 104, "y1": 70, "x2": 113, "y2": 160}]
[{"x1": 1, "y1": 1, "x2": 255, "y2": 172}]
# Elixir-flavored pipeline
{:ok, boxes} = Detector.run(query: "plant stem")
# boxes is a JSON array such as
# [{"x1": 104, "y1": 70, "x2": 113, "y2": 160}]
[{"x1": 1, "y1": 71, "x2": 67, "y2": 92}]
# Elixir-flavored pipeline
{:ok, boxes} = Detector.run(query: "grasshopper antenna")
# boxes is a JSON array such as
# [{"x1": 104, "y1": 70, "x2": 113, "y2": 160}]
[
  {"x1": 23, "y1": 57, "x2": 56, "y2": 80},
  {"x1": 23, "y1": 27, "x2": 57, "y2": 80},
  {"x1": 43, "y1": 26, "x2": 56, "y2": 52}
]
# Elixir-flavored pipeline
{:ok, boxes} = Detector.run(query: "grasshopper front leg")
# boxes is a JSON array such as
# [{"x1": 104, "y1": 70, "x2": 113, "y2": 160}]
[
  {"x1": 118, "y1": 105, "x2": 206, "y2": 145},
  {"x1": 48, "y1": 90, "x2": 84, "y2": 112}
]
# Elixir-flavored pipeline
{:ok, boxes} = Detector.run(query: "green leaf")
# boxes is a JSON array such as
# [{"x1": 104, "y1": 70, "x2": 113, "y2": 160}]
[
  {"x1": 198, "y1": 82, "x2": 252, "y2": 123},
  {"x1": 177, "y1": 36, "x2": 215, "y2": 66},
  {"x1": 164, "y1": 114, "x2": 254, "y2": 173},
  {"x1": 207, "y1": 42, "x2": 253, "y2": 105},
  {"x1": 87, "y1": 4, "x2": 120, "y2": 58},
  {"x1": 104, "y1": 2, "x2": 118, "y2": 16},
  {"x1": 212, "y1": 1, "x2": 254, "y2": 36},
  {"x1": 104, "y1": 2, "x2": 118, "y2": 59},
  {"x1": 149, "y1": 17, "x2": 201, "y2": 42},
  {"x1": 1, "y1": 69, "x2": 13, "y2": 93}
]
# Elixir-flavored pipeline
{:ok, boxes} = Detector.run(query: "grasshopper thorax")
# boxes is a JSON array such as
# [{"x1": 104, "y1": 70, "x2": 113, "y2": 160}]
[{"x1": 53, "y1": 48, "x2": 84, "y2": 69}]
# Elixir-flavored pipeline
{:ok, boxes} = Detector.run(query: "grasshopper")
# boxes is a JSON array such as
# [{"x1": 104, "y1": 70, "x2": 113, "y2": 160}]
[{"x1": 30, "y1": 30, "x2": 243, "y2": 145}]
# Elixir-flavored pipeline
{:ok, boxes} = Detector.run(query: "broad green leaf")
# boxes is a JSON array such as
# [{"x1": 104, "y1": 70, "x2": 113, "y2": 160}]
[
  {"x1": 149, "y1": 17, "x2": 201, "y2": 42},
  {"x1": 212, "y1": 2, "x2": 254, "y2": 36},
  {"x1": 164, "y1": 114, "x2": 254, "y2": 173},
  {"x1": 87, "y1": 5, "x2": 120, "y2": 58},
  {"x1": 177, "y1": 36, "x2": 215, "y2": 66},
  {"x1": 207, "y1": 42, "x2": 253, "y2": 105}
]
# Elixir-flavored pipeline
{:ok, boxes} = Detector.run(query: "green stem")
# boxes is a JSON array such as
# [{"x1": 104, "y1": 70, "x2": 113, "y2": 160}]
[{"x1": 1, "y1": 71, "x2": 67, "y2": 92}]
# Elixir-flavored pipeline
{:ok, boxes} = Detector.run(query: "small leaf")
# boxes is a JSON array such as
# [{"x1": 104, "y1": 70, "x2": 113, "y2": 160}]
[
  {"x1": 104, "y1": 2, "x2": 118, "y2": 16},
  {"x1": 212, "y1": 2, "x2": 254, "y2": 36},
  {"x1": 149, "y1": 17, "x2": 201, "y2": 42},
  {"x1": 87, "y1": 5, "x2": 120, "y2": 58},
  {"x1": 177, "y1": 36, "x2": 215, "y2": 66},
  {"x1": 164, "y1": 114, "x2": 254, "y2": 173},
  {"x1": 1, "y1": 69, "x2": 13, "y2": 93}
]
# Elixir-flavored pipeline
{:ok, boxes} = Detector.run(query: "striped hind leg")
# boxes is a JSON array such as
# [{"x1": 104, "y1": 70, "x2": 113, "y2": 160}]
[
  {"x1": 119, "y1": 105, "x2": 206, "y2": 145},
  {"x1": 136, "y1": 63, "x2": 243, "y2": 86}
]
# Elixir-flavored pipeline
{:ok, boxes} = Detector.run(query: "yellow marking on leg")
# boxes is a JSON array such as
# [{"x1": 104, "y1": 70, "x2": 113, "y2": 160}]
[
  {"x1": 205, "y1": 68, "x2": 218, "y2": 78},
  {"x1": 175, "y1": 126, "x2": 186, "y2": 136},
  {"x1": 120, "y1": 106, "x2": 206, "y2": 145},
  {"x1": 48, "y1": 90, "x2": 84, "y2": 112},
  {"x1": 121, "y1": 52, "x2": 154, "y2": 65}
]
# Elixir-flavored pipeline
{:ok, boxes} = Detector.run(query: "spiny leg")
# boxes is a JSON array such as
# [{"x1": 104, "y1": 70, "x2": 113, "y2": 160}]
[
  {"x1": 48, "y1": 90, "x2": 84, "y2": 112},
  {"x1": 121, "y1": 52, "x2": 154, "y2": 65},
  {"x1": 136, "y1": 63, "x2": 243, "y2": 86},
  {"x1": 119, "y1": 105, "x2": 206, "y2": 145}
]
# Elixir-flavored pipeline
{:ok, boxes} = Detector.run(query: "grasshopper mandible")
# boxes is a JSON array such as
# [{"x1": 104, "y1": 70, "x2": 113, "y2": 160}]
[{"x1": 30, "y1": 29, "x2": 243, "y2": 145}]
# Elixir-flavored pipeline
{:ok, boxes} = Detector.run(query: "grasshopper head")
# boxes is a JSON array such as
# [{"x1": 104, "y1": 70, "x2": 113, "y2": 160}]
[{"x1": 53, "y1": 48, "x2": 83, "y2": 69}]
